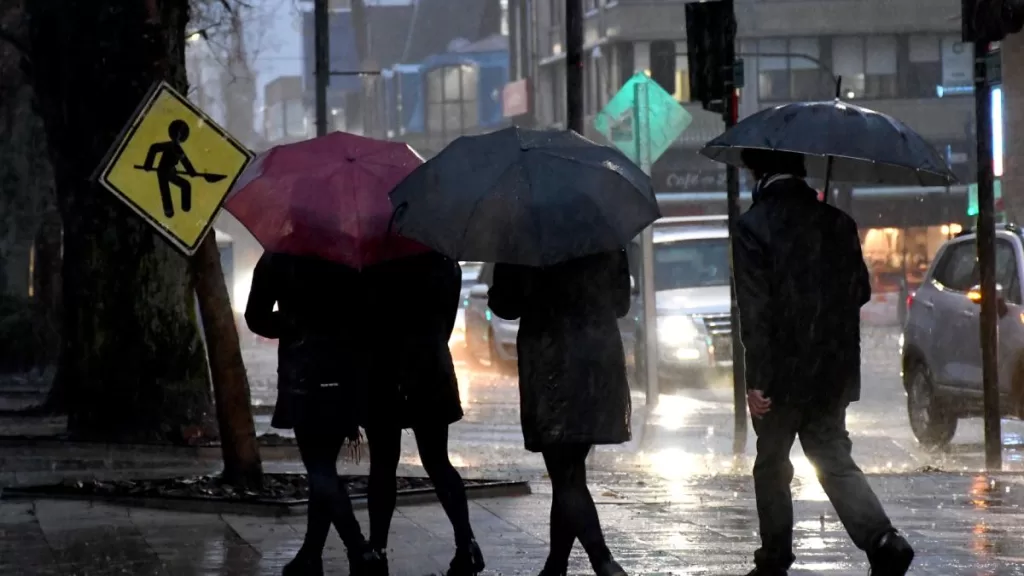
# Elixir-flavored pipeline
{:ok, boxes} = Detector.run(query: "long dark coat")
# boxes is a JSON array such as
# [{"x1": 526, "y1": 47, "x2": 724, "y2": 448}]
[
  {"x1": 488, "y1": 250, "x2": 632, "y2": 452},
  {"x1": 244, "y1": 252, "x2": 368, "y2": 433},
  {"x1": 732, "y1": 175, "x2": 870, "y2": 406},
  {"x1": 364, "y1": 252, "x2": 463, "y2": 430}
]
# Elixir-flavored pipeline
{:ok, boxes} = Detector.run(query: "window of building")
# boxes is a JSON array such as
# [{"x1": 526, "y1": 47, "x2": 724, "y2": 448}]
[
  {"x1": 757, "y1": 38, "x2": 788, "y2": 100},
  {"x1": 905, "y1": 35, "x2": 941, "y2": 98},
  {"x1": 833, "y1": 36, "x2": 866, "y2": 98},
  {"x1": 789, "y1": 37, "x2": 823, "y2": 100},
  {"x1": 865, "y1": 35, "x2": 897, "y2": 98},
  {"x1": 284, "y1": 99, "x2": 307, "y2": 138},
  {"x1": 426, "y1": 65, "x2": 480, "y2": 141}
]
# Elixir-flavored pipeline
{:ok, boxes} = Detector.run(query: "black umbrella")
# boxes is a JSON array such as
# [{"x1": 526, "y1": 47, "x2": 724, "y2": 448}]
[
  {"x1": 389, "y1": 126, "x2": 660, "y2": 267},
  {"x1": 700, "y1": 98, "x2": 957, "y2": 189}
]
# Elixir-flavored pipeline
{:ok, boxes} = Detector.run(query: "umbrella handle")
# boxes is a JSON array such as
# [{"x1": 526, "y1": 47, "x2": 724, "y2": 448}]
[{"x1": 387, "y1": 202, "x2": 408, "y2": 236}]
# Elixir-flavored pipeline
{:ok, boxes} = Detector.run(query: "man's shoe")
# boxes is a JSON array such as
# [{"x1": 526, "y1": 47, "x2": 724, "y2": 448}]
[
  {"x1": 868, "y1": 531, "x2": 914, "y2": 576},
  {"x1": 364, "y1": 549, "x2": 389, "y2": 576},
  {"x1": 347, "y1": 544, "x2": 377, "y2": 576},
  {"x1": 281, "y1": 553, "x2": 324, "y2": 576},
  {"x1": 446, "y1": 539, "x2": 485, "y2": 576}
]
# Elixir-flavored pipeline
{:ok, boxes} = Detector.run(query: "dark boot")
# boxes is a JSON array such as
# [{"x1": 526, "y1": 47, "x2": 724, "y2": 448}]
[
  {"x1": 282, "y1": 553, "x2": 324, "y2": 576},
  {"x1": 446, "y1": 538, "x2": 485, "y2": 576},
  {"x1": 868, "y1": 531, "x2": 914, "y2": 576},
  {"x1": 594, "y1": 559, "x2": 627, "y2": 576},
  {"x1": 538, "y1": 560, "x2": 567, "y2": 576},
  {"x1": 366, "y1": 549, "x2": 389, "y2": 576},
  {"x1": 347, "y1": 544, "x2": 376, "y2": 576}
]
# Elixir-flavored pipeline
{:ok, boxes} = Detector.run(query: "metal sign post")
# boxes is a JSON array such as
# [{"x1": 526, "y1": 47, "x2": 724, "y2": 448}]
[
  {"x1": 635, "y1": 82, "x2": 660, "y2": 409},
  {"x1": 974, "y1": 40, "x2": 1002, "y2": 471}
]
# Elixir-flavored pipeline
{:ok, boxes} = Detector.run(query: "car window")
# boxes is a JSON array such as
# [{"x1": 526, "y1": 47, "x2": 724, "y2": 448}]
[
  {"x1": 654, "y1": 238, "x2": 730, "y2": 291},
  {"x1": 478, "y1": 263, "x2": 494, "y2": 287},
  {"x1": 996, "y1": 240, "x2": 1022, "y2": 304},
  {"x1": 932, "y1": 241, "x2": 977, "y2": 292}
]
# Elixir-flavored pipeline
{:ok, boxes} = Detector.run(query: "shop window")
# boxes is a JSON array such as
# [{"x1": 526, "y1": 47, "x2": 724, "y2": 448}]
[
  {"x1": 905, "y1": 35, "x2": 941, "y2": 98},
  {"x1": 865, "y1": 35, "x2": 897, "y2": 99},
  {"x1": 758, "y1": 37, "x2": 829, "y2": 102}
]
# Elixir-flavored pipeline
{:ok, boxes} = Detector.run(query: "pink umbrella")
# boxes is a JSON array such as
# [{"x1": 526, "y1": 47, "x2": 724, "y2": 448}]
[{"x1": 225, "y1": 131, "x2": 429, "y2": 269}]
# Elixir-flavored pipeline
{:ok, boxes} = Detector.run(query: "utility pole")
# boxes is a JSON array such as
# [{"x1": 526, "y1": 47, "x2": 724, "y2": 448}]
[
  {"x1": 974, "y1": 40, "x2": 1002, "y2": 470},
  {"x1": 566, "y1": 0, "x2": 584, "y2": 133},
  {"x1": 720, "y1": 0, "x2": 746, "y2": 455},
  {"x1": 314, "y1": 0, "x2": 329, "y2": 137}
]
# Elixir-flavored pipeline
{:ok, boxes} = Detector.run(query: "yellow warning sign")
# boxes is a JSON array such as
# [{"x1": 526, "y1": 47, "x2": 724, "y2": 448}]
[{"x1": 97, "y1": 82, "x2": 254, "y2": 255}]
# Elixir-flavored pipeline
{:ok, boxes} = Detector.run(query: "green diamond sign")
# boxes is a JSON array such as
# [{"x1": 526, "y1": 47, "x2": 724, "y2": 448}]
[
  {"x1": 594, "y1": 72, "x2": 693, "y2": 166},
  {"x1": 967, "y1": 179, "x2": 1003, "y2": 217}
]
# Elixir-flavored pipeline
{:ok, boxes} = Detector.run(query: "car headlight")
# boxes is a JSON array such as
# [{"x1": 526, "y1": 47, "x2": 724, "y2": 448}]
[{"x1": 657, "y1": 315, "x2": 701, "y2": 346}]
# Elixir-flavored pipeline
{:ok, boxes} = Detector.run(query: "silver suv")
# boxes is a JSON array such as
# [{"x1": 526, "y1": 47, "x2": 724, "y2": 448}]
[{"x1": 900, "y1": 224, "x2": 1024, "y2": 448}]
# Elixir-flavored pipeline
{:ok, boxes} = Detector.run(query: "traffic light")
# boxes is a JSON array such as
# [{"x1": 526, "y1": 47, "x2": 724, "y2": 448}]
[
  {"x1": 963, "y1": 0, "x2": 1024, "y2": 42},
  {"x1": 685, "y1": 0, "x2": 736, "y2": 113},
  {"x1": 649, "y1": 40, "x2": 677, "y2": 96}
]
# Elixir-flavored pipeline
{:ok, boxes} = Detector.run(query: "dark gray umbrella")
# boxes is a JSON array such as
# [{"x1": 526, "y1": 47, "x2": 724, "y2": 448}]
[
  {"x1": 700, "y1": 99, "x2": 957, "y2": 187},
  {"x1": 389, "y1": 126, "x2": 659, "y2": 267}
]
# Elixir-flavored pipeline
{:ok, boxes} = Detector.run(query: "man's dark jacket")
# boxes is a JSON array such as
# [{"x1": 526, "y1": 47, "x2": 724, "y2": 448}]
[{"x1": 732, "y1": 176, "x2": 871, "y2": 405}]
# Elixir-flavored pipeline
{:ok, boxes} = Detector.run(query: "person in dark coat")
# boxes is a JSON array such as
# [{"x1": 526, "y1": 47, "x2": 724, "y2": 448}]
[
  {"x1": 733, "y1": 149, "x2": 914, "y2": 576},
  {"x1": 362, "y1": 252, "x2": 483, "y2": 576},
  {"x1": 245, "y1": 252, "x2": 373, "y2": 576},
  {"x1": 488, "y1": 250, "x2": 631, "y2": 576}
]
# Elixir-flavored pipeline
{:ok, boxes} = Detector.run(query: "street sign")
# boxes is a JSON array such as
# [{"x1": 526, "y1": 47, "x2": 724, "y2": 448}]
[
  {"x1": 594, "y1": 72, "x2": 693, "y2": 165},
  {"x1": 968, "y1": 179, "x2": 1004, "y2": 216},
  {"x1": 97, "y1": 82, "x2": 254, "y2": 255}
]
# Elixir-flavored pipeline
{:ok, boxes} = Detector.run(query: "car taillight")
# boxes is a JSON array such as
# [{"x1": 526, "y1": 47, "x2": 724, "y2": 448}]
[{"x1": 906, "y1": 291, "x2": 915, "y2": 310}]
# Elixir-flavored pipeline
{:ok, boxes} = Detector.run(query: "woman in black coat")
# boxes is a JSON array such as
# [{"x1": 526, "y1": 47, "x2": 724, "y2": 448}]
[
  {"x1": 488, "y1": 249, "x2": 631, "y2": 576},
  {"x1": 245, "y1": 252, "x2": 373, "y2": 576},
  {"x1": 363, "y1": 252, "x2": 483, "y2": 576}
]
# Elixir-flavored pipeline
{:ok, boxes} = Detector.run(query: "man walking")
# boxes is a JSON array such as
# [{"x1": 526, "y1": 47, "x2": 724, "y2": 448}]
[{"x1": 732, "y1": 149, "x2": 914, "y2": 576}]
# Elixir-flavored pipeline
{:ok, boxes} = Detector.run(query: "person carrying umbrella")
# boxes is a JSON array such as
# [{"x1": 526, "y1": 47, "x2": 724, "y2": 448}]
[
  {"x1": 228, "y1": 131, "x2": 433, "y2": 576},
  {"x1": 488, "y1": 249, "x2": 632, "y2": 576},
  {"x1": 244, "y1": 251, "x2": 374, "y2": 576},
  {"x1": 362, "y1": 252, "x2": 484, "y2": 576},
  {"x1": 389, "y1": 126, "x2": 660, "y2": 576},
  {"x1": 729, "y1": 149, "x2": 913, "y2": 576}
]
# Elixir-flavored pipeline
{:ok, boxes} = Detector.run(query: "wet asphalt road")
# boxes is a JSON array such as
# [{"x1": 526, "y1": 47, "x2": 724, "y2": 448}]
[{"x1": 243, "y1": 326, "x2": 1024, "y2": 484}]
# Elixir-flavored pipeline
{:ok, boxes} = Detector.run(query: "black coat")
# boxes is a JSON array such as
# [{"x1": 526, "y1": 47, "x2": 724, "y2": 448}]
[
  {"x1": 244, "y1": 252, "x2": 369, "y2": 431},
  {"x1": 488, "y1": 250, "x2": 632, "y2": 452},
  {"x1": 364, "y1": 252, "x2": 463, "y2": 429},
  {"x1": 732, "y1": 175, "x2": 870, "y2": 406}
]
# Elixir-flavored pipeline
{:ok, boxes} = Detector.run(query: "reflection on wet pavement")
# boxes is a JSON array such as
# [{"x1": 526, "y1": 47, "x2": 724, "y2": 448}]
[{"x1": 10, "y1": 328, "x2": 1024, "y2": 573}]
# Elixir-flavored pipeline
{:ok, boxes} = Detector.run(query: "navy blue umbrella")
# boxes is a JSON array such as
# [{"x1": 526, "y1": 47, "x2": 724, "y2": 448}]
[
  {"x1": 389, "y1": 126, "x2": 660, "y2": 267},
  {"x1": 700, "y1": 99, "x2": 957, "y2": 187}
]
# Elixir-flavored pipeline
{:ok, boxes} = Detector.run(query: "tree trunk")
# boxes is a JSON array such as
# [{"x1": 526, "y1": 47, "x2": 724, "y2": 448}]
[
  {"x1": 26, "y1": 0, "x2": 216, "y2": 443},
  {"x1": 193, "y1": 234, "x2": 263, "y2": 488}
]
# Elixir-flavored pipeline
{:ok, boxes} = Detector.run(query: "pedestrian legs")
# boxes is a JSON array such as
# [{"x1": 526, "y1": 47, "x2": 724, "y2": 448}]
[
  {"x1": 294, "y1": 421, "x2": 366, "y2": 556},
  {"x1": 541, "y1": 444, "x2": 615, "y2": 572},
  {"x1": 751, "y1": 408, "x2": 799, "y2": 572},
  {"x1": 366, "y1": 425, "x2": 403, "y2": 551},
  {"x1": 798, "y1": 404, "x2": 895, "y2": 551},
  {"x1": 413, "y1": 424, "x2": 476, "y2": 548}
]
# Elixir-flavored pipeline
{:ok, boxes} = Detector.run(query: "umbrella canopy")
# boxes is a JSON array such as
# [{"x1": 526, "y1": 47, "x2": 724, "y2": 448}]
[
  {"x1": 225, "y1": 131, "x2": 429, "y2": 269},
  {"x1": 389, "y1": 126, "x2": 660, "y2": 267},
  {"x1": 700, "y1": 100, "x2": 956, "y2": 187}
]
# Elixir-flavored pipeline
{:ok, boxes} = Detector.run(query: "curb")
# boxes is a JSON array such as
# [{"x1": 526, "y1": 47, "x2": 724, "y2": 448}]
[{"x1": 0, "y1": 480, "x2": 532, "y2": 517}]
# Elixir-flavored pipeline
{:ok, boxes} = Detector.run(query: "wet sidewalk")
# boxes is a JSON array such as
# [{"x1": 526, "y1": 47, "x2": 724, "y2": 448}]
[{"x1": 2, "y1": 472, "x2": 1023, "y2": 575}]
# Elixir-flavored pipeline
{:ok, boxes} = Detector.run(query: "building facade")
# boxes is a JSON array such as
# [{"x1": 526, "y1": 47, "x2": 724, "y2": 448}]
[{"x1": 505, "y1": 0, "x2": 975, "y2": 298}]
